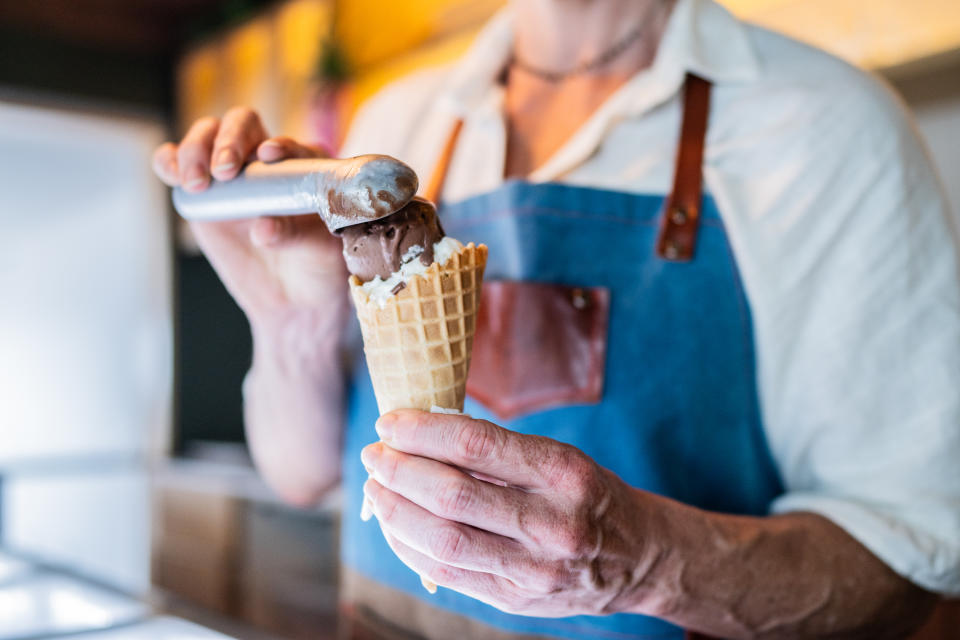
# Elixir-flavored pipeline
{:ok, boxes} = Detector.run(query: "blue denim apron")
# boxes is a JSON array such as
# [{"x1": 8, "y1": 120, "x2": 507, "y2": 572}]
[{"x1": 340, "y1": 77, "x2": 783, "y2": 640}]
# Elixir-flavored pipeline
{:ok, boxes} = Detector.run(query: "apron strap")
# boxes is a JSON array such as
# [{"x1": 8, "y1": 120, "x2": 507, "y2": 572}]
[
  {"x1": 656, "y1": 73, "x2": 713, "y2": 262},
  {"x1": 423, "y1": 118, "x2": 465, "y2": 204}
]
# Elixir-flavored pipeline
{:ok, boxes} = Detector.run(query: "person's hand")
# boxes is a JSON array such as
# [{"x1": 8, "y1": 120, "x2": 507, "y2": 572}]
[
  {"x1": 151, "y1": 107, "x2": 347, "y2": 332},
  {"x1": 359, "y1": 410, "x2": 653, "y2": 617}
]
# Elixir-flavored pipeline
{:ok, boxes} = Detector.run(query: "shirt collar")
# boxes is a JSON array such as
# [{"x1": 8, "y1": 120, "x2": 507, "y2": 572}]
[{"x1": 437, "y1": 0, "x2": 761, "y2": 117}]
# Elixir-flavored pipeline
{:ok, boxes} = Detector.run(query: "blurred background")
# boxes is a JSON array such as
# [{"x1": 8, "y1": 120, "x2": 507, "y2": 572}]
[{"x1": 0, "y1": 1, "x2": 957, "y2": 638}]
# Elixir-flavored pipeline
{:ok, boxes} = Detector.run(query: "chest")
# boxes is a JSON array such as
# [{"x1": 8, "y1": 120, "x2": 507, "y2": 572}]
[{"x1": 503, "y1": 75, "x2": 632, "y2": 178}]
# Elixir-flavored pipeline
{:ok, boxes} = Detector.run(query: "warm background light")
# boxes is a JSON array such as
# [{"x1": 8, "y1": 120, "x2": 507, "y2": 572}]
[
  {"x1": 176, "y1": 0, "x2": 960, "y2": 146},
  {"x1": 723, "y1": 0, "x2": 960, "y2": 69}
]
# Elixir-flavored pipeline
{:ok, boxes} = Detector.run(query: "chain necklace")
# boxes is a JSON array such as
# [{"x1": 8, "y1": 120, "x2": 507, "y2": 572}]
[{"x1": 509, "y1": 2, "x2": 669, "y2": 83}]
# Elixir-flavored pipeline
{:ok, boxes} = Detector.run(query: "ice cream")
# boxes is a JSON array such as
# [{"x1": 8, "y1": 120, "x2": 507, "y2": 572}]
[
  {"x1": 338, "y1": 196, "x2": 467, "y2": 307},
  {"x1": 340, "y1": 191, "x2": 487, "y2": 415},
  {"x1": 339, "y1": 197, "x2": 446, "y2": 282}
]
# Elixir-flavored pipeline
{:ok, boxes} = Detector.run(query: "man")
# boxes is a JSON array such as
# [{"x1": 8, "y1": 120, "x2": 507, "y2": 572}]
[{"x1": 153, "y1": 0, "x2": 960, "y2": 637}]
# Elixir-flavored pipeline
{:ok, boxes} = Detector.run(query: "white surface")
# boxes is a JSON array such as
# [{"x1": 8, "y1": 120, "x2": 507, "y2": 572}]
[
  {"x1": 77, "y1": 616, "x2": 237, "y2": 639},
  {"x1": 342, "y1": 0, "x2": 960, "y2": 595},
  {"x1": 3, "y1": 471, "x2": 151, "y2": 595},
  {"x1": 0, "y1": 100, "x2": 172, "y2": 463},
  {"x1": 0, "y1": 553, "x2": 33, "y2": 587},
  {"x1": 0, "y1": 100, "x2": 170, "y2": 594},
  {"x1": 0, "y1": 573, "x2": 147, "y2": 640}
]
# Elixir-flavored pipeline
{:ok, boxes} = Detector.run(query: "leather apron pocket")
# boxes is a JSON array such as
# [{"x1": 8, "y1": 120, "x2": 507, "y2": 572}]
[{"x1": 466, "y1": 281, "x2": 609, "y2": 421}]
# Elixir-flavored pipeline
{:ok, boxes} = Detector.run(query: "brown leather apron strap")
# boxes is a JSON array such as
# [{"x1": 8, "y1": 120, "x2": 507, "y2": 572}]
[
  {"x1": 656, "y1": 73, "x2": 713, "y2": 262},
  {"x1": 422, "y1": 117, "x2": 464, "y2": 203}
]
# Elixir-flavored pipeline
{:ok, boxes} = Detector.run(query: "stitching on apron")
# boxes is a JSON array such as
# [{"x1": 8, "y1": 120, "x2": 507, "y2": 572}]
[{"x1": 443, "y1": 207, "x2": 726, "y2": 229}]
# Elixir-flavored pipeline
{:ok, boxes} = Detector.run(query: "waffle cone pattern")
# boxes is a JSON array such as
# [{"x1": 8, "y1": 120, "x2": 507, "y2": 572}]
[{"x1": 348, "y1": 243, "x2": 488, "y2": 415}]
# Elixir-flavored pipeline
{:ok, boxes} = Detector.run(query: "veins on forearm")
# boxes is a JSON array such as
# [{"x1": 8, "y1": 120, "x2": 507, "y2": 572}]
[{"x1": 623, "y1": 498, "x2": 935, "y2": 639}]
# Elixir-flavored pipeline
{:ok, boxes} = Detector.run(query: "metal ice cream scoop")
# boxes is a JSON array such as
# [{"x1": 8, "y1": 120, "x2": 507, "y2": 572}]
[{"x1": 171, "y1": 154, "x2": 419, "y2": 232}]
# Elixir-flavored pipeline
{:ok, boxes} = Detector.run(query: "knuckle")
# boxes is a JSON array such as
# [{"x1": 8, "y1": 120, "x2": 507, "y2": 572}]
[
  {"x1": 551, "y1": 520, "x2": 592, "y2": 558},
  {"x1": 432, "y1": 562, "x2": 458, "y2": 585},
  {"x1": 436, "y1": 479, "x2": 474, "y2": 517},
  {"x1": 454, "y1": 422, "x2": 499, "y2": 463},
  {"x1": 188, "y1": 116, "x2": 219, "y2": 136},
  {"x1": 177, "y1": 140, "x2": 205, "y2": 160},
  {"x1": 378, "y1": 449, "x2": 400, "y2": 484},
  {"x1": 528, "y1": 565, "x2": 565, "y2": 595},
  {"x1": 428, "y1": 525, "x2": 467, "y2": 562},
  {"x1": 378, "y1": 492, "x2": 400, "y2": 524},
  {"x1": 224, "y1": 105, "x2": 255, "y2": 122},
  {"x1": 552, "y1": 448, "x2": 598, "y2": 500}
]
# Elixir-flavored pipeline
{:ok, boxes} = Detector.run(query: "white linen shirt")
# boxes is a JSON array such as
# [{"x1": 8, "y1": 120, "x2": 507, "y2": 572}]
[{"x1": 340, "y1": 0, "x2": 960, "y2": 595}]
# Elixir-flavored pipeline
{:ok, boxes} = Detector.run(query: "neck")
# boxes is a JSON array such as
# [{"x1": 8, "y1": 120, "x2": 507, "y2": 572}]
[{"x1": 509, "y1": 0, "x2": 675, "y2": 78}]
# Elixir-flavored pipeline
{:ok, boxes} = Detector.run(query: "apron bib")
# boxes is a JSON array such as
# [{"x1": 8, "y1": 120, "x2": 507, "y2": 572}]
[{"x1": 340, "y1": 76, "x2": 783, "y2": 640}]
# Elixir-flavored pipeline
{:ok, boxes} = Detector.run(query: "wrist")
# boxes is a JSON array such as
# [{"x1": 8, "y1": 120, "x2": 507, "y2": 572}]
[
  {"x1": 248, "y1": 296, "x2": 351, "y2": 381},
  {"x1": 614, "y1": 487, "x2": 700, "y2": 617}
]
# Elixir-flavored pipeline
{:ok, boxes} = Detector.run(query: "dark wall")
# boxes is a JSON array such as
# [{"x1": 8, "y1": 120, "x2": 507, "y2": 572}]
[
  {"x1": 176, "y1": 255, "x2": 252, "y2": 451},
  {"x1": 0, "y1": 27, "x2": 171, "y2": 111}
]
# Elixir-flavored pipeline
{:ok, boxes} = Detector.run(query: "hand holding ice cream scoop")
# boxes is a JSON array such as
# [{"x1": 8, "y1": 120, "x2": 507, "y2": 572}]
[{"x1": 172, "y1": 154, "x2": 419, "y2": 231}]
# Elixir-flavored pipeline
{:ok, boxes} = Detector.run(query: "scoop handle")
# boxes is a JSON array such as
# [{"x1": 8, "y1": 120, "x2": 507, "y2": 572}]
[{"x1": 171, "y1": 155, "x2": 419, "y2": 231}]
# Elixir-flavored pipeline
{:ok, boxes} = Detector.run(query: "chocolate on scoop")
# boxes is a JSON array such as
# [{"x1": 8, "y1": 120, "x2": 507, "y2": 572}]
[{"x1": 338, "y1": 196, "x2": 445, "y2": 282}]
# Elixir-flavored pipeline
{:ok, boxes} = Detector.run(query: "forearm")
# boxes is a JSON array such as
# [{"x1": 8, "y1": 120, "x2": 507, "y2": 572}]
[
  {"x1": 243, "y1": 290, "x2": 351, "y2": 507},
  {"x1": 626, "y1": 494, "x2": 935, "y2": 639}
]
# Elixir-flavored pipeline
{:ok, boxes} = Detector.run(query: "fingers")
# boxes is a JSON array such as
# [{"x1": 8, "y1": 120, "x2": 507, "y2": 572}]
[
  {"x1": 211, "y1": 107, "x2": 268, "y2": 181},
  {"x1": 154, "y1": 108, "x2": 324, "y2": 191},
  {"x1": 257, "y1": 136, "x2": 327, "y2": 162},
  {"x1": 380, "y1": 529, "x2": 523, "y2": 609},
  {"x1": 152, "y1": 142, "x2": 179, "y2": 186},
  {"x1": 375, "y1": 411, "x2": 588, "y2": 491},
  {"x1": 364, "y1": 477, "x2": 522, "y2": 578},
  {"x1": 176, "y1": 116, "x2": 220, "y2": 192},
  {"x1": 361, "y1": 442, "x2": 531, "y2": 538}
]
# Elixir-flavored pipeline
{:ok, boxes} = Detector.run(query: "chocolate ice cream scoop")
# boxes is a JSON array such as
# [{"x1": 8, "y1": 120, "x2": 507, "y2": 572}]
[{"x1": 338, "y1": 196, "x2": 445, "y2": 282}]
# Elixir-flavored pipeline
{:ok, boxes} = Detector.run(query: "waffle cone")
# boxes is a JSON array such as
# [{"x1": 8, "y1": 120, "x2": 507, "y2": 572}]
[{"x1": 349, "y1": 243, "x2": 488, "y2": 415}]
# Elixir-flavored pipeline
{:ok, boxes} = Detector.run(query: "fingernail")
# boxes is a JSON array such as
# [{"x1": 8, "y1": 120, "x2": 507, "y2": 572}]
[
  {"x1": 375, "y1": 415, "x2": 396, "y2": 442},
  {"x1": 360, "y1": 497, "x2": 374, "y2": 522},
  {"x1": 184, "y1": 168, "x2": 207, "y2": 191},
  {"x1": 360, "y1": 444, "x2": 380, "y2": 469},
  {"x1": 259, "y1": 141, "x2": 281, "y2": 157},
  {"x1": 421, "y1": 577, "x2": 437, "y2": 594},
  {"x1": 212, "y1": 149, "x2": 237, "y2": 173}
]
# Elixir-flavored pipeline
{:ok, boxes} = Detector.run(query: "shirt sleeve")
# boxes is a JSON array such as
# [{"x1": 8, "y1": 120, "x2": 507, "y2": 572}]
[{"x1": 711, "y1": 59, "x2": 960, "y2": 596}]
